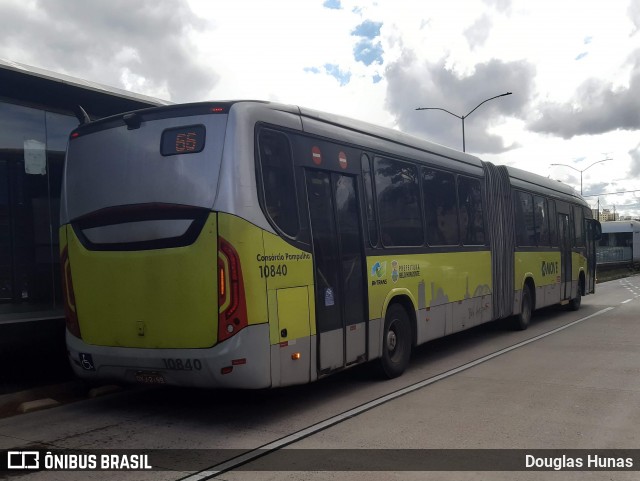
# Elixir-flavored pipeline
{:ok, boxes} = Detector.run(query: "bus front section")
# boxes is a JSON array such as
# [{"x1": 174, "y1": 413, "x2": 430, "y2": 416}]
[{"x1": 61, "y1": 104, "x2": 271, "y2": 388}]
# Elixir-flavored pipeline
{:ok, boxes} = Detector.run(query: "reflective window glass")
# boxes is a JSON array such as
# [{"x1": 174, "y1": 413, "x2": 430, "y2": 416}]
[
  {"x1": 423, "y1": 168, "x2": 458, "y2": 246},
  {"x1": 258, "y1": 129, "x2": 299, "y2": 237},
  {"x1": 374, "y1": 157, "x2": 423, "y2": 247}
]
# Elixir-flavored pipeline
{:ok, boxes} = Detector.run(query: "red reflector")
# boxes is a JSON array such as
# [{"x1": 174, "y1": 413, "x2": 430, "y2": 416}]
[
  {"x1": 61, "y1": 245, "x2": 81, "y2": 339},
  {"x1": 70, "y1": 132, "x2": 80, "y2": 139},
  {"x1": 231, "y1": 358, "x2": 246, "y2": 366},
  {"x1": 211, "y1": 107, "x2": 224, "y2": 113},
  {"x1": 279, "y1": 341, "x2": 288, "y2": 348},
  {"x1": 221, "y1": 366, "x2": 233, "y2": 375}
]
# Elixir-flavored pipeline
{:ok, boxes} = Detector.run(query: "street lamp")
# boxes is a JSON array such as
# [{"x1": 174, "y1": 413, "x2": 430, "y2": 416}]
[
  {"x1": 415, "y1": 92, "x2": 512, "y2": 152},
  {"x1": 550, "y1": 158, "x2": 611, "y2": 195}
]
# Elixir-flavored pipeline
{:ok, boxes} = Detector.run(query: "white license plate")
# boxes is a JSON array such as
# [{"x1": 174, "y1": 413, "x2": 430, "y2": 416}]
[{"x1": 135, "y1": 371, "x2": 166, "y2": 384}]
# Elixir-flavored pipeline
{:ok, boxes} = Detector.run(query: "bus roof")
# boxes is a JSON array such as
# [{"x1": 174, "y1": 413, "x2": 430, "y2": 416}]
[
  {"x1": 296, "y1": 104, "x2": 484, "y2": 168},
  {"x1": 69, "y1": 99, "x2": 589, "y2": 206},
  {"x1": 505, "y1": 165, "x2": 585, "y2": 202}
]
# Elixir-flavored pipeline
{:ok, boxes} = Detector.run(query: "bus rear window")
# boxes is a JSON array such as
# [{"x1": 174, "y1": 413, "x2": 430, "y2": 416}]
[{"x1": 161, "y1": 125, "x2": 206, "y2": 156}]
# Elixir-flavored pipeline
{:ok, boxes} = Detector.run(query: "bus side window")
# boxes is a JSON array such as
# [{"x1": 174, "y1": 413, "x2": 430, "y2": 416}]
[
  {"x1": 534, "y1": 195, "x2": 549, "y2": 246},
  {"x1": 257, "y1": 129, "x2": 300, "y2": 237},
  {"x1": 573, "y1": 205, "x2": 584, "y2": 247},
  {"x1": 361, "y1": 154, "x2": 379, "y2": 247},
  {"x1": 423, "y1": 168, "x2": 459, "y2": 246},
  {"x1": 374, "y1": 157, "x2": 423, "y2": 247},
  {"x1": 548, "y1": 199, "x2": 557, "y2": 246},
  {"x1": 457, "y1": 176, "x2": 485, "y2": 245},
  {"x1": 514, "y1": 191, "x2": 536, "y2": 246}
]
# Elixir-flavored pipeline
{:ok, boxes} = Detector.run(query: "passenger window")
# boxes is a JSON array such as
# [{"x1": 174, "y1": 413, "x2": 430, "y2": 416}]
[
  {"x1": 547, "y1": 199, "x2": 557, "y2": 246},
  {"x1": 257, "y1": 129, "x2": 299, "y2": 237},
  {"x1": 423, "y1": 168, "x2": 459, "y2": 246},
  {"x1": 534, "y1": 196, "x2": 549, "y2": 246},
  {"x1": 374, "y1": 157, "x2": 423, "y2": 247},
  {"x1": 361, "y1": 154, "x2": 379, "y2": 247},
  {"x1": 514, "y1": 191, "x2": 536, "y2": 246},
  {"x1": 573, "y1": 205, "x2": 584, "y2": 247},
  {"x1": 457, "y1": 177, "x2": 485, "y2": 245}
]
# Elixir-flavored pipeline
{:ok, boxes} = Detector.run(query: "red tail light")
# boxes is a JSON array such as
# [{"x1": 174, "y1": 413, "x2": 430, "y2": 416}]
[
  {"x1": 217, "y1": 236, "x2": 248, "y2": 342},
  {"x1": 60, "y1": 246, "x2": 81, "y2": 339}
]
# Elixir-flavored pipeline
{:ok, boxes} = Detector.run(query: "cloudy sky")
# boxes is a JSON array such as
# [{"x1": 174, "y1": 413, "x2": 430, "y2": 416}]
[{"x1": 2, "y1": 0, "x2": 639, "y2": 216}]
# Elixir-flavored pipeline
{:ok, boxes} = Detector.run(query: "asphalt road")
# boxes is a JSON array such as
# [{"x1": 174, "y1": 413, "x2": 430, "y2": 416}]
[{"x1": 1, "y1": 275, "x2": 639, "y2": 481}]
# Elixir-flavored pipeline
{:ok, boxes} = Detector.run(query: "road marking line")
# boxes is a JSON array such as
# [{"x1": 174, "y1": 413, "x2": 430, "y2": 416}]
[
  {"x1": 177, "y1": 307, "x2": 616, "y2": 481},
  {"x1": 621, "y1": 299, "x2": 633, "y2": 304}
]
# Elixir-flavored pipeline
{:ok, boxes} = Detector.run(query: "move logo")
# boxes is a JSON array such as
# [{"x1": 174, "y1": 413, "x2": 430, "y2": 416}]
[{"x1": 541, "y1": 261, "x2": 559, "y2": 277}]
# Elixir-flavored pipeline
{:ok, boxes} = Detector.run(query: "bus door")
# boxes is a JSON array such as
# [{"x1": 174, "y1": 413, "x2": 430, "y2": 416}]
[
  {"x1": 305, "y1": 170, "x2": 367, "y2": 374},
  {"x1": 558, "y1": 213, "x2": 572, "y2": 300}
]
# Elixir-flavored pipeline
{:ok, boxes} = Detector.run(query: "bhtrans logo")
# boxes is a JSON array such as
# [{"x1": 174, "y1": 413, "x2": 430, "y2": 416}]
[
  {"x1": 370, "y1": 261, "x2": 387, "y2": 286},
  {"x1": 7, "y1": 451, "x2": 39, "y2": 469}
]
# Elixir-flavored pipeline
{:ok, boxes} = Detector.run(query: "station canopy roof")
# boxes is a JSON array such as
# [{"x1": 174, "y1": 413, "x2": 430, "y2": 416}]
[{"x1": 0, "y1": 58, "x2": 170, "y2": 120}]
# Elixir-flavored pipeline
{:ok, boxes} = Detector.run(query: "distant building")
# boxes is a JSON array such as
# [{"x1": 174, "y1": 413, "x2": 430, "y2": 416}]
[
  {"x1": 599, "y1": 209, "x2": 618, "y2": 222},
  {"x1": 0, "y1": 59, "x2": 167, "y2": 323}
]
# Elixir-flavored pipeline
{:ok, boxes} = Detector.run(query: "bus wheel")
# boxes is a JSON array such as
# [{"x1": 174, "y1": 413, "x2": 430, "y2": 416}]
[
  {"x1": 378, "y1": 303, "x2": 412, "y2": 379},
  {"x1": 568, "y1": 283, "x2": 582, "y2": 311},
  {"x1": 513, "y1": 285, "x2": 532, "y2": 331}
]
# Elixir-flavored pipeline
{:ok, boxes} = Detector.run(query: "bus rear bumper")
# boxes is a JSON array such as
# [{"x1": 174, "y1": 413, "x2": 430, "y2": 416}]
[{"x1": 66, "y1": 323, "x2": 272, "y2": 389}]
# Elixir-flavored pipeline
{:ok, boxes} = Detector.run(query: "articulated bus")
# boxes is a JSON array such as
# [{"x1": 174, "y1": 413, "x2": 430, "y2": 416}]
[{"x1": 60, "y1": 101, "x2": 601, "y2": 388}]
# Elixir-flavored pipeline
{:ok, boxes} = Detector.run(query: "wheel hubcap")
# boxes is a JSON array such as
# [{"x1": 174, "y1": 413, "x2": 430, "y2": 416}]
[{"x1": 386, "y1": 329, "x2": 397, "y2": 352}]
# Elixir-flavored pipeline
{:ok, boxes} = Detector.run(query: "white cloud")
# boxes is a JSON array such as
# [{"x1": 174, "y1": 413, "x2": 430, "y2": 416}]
[{"x1": 2, "y1": 0, "x2": 639, "y2": 216}]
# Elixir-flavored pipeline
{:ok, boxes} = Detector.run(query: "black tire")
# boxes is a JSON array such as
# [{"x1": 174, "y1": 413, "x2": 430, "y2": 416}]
[
  {"x1": 378, "y1": 303, "x2": 412, "y2": 379},
  {"x1": 513, "y1": 284, "x2": 532, "y2": 331},
  {"x1": 568, "y1": 281, "x2": 582, "y2": 311}
]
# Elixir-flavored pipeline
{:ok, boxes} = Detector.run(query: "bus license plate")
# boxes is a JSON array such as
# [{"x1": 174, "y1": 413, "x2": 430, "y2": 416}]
[{"x1": 135, "y1": 371, "x2": 166, "y2": 385}]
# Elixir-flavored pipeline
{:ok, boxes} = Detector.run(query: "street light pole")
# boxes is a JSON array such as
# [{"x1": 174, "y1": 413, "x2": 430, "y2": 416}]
[
  {"x1": 416, "y1": 92, "x2": 512, "y2": 152},
  {"x1": 550, "y1": 158, "x2": 612, "y2": 195}
]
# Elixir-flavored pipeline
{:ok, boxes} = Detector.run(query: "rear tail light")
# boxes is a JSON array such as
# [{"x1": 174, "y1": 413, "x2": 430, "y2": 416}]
[
  {"x1": 217, "y1": 236, "x2": 248, "y2": 342},
  {"x1": 60, "y1": 246, "x2": 81, "y2": 339}
]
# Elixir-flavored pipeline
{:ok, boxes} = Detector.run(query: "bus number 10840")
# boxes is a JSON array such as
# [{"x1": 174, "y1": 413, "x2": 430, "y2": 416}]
[
  {"x1": 258, "y1": 264, "x2": 288, "y2": 278},
  {"x1": 162, "y1": 358, "x2": 203, "y2": 371}
]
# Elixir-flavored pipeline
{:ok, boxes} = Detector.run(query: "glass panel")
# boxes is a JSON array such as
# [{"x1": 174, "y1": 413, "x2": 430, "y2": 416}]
[
  {"x1": 374, "y1": 158, "x2": 423, "y2": 246},
  {"x1": 573, "y1": 205, "x2": 584, "y2": 247},
  {"x1": 306, "y1": 171, "x2": 341, "y2": 332},
  {"x1": 514, "y1": 191, "x2": 535, "y2": 246},
  {"x1": 334, "y1": 175, "x2": 364, "y2": 326},
  {"x1": 457, "y1": 176, "x2": 485, "y2": 245},
  {"x1": 0, "y1": 102, "x2": 46, "y2": 304},
  {"x1": 0, "y1": 161, "x2": 10, "y2": 300},
  {"x1": 423, "y1": 168, "x2": 458, "y2": 246},
  {"x1": 258, "y1": 129, "x2": 299, "y2": 237},
  {"x1": 548, "y1": 199, "x2": 557, "y2": 246},
  {"x1": 534, "y1": 195, "x2": 549, "y2": 246},
  {"x1": 0, "y1": 103, "x2": 77, "y2": 307},
  {"x1": 45, "y1": 112, "x2": 78, "y2": 152},
  {"x1": 360, "y1": 154, "x2": 378, "y2": 247}
]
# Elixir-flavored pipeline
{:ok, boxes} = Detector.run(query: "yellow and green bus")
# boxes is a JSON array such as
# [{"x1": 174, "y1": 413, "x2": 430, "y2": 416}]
[{"x1": 60, "y1": 101, "x2": 601, "y2": 388}]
